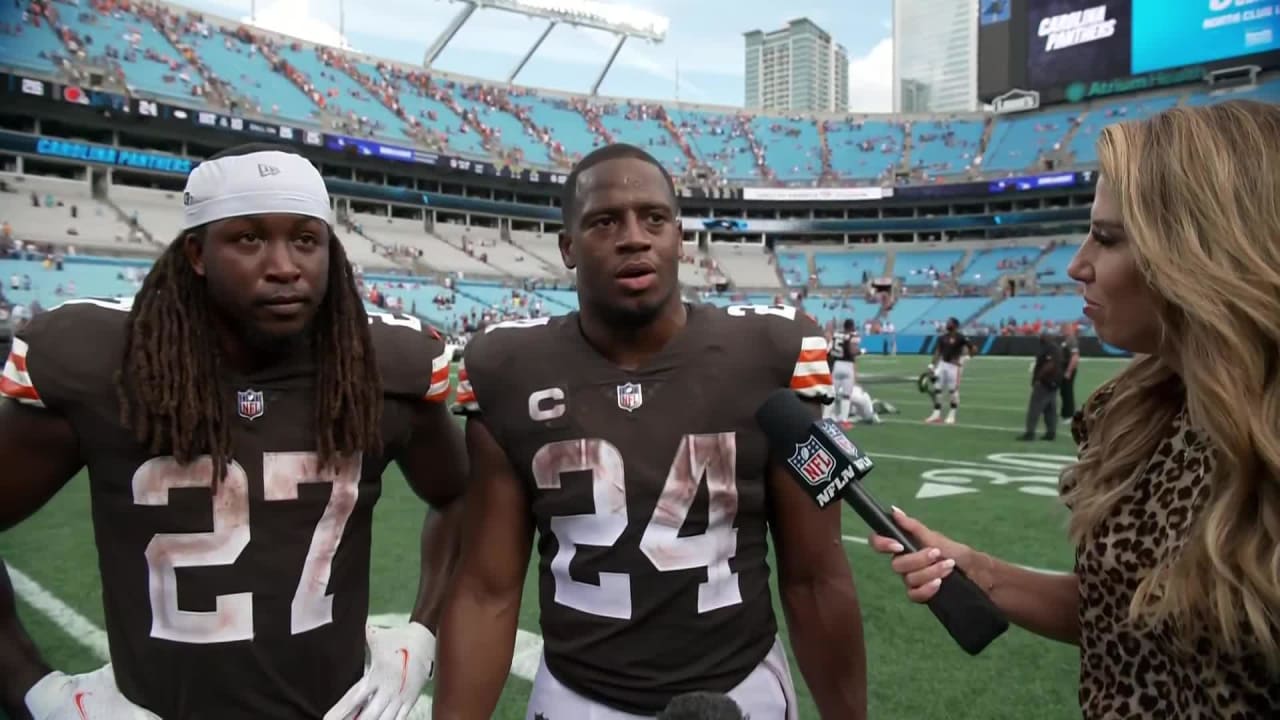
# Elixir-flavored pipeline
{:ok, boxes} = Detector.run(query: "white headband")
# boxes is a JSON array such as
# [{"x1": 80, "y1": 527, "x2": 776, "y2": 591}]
[{"x1": 181, "y1": 150, "x2": 332, "y2": 230}]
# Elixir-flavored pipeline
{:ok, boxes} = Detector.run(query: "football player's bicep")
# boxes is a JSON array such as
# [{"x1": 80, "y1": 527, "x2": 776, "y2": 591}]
[
  {"x1": 396, "y1": 399, "x2": 467, "y2": 508},
  {"x1": 457, "y1": 418, "x2": 533, "y2": 598},
  {"x1": 0, "y1": 400, "x2": 83, "y2": 531}
]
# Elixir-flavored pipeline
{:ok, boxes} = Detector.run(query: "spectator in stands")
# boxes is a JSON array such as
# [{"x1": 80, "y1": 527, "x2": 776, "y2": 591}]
[{"x1": 872, "y1": 100, "x2": 1280, "y2": 717}]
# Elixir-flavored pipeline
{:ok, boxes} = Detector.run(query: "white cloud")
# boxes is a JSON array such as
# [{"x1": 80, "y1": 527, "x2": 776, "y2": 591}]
[
  {"x1": 181, "y1": 0, "x2": 738, "y2": 101},
  {"x1": 847, "y1": 37, "x2": 892, "y2": 113},
  {"x1": 245, "y1": 0, "x2": 354, "y2": 50}
]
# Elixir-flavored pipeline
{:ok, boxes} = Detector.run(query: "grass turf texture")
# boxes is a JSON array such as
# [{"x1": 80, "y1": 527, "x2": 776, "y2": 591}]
[{"x1": 1, "y1": 354, "x2": 1124, "y2": 719}]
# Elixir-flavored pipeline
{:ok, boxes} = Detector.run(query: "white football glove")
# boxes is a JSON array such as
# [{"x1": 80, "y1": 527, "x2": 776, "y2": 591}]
[
  {"x1": 25, "y1": 665, "x2": 160, "y2": 720},
  {"x1": 324, "y1": 622, "x2": 436, "y2": 720}
]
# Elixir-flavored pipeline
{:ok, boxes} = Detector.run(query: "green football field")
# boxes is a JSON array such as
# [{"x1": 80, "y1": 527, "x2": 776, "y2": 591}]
[{"x1": 1, "y1": 354, "x2": 1124, "y2": 719}]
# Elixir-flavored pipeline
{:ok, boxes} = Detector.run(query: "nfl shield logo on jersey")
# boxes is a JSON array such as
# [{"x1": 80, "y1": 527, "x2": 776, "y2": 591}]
[
  {"x1": 237, "y1": 389, "x2": 265, "y2": 420},
  {"x1": 616, "y1": 382, "x2": 643, "y2": 412},
  {"x1": 788, "y1": 437, "x2": 836, "y2": 486}
]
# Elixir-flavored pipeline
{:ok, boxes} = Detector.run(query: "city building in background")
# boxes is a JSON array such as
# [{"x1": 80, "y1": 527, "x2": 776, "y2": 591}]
[
  {"x1": 744, "y1": 18, "x2": 849, "y2": 113},
  {"x1": 892, "y1": 0, "x2": 979, "y2": 113}
]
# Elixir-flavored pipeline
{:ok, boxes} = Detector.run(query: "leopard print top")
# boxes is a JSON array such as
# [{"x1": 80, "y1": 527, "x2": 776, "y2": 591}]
[{"x1": 1062, "y1": 384, "x2": 1280, "y2": 719}]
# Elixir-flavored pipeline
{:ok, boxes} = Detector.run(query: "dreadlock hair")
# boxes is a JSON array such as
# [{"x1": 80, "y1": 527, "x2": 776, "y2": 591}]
[{"x1": 115, "y1": 143, "x2": 382, "y2": 484}]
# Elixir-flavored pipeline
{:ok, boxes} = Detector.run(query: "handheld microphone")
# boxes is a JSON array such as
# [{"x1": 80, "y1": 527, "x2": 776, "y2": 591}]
[{"x1": 756, "y1": 388, "x2": 1008, "y2": 656}]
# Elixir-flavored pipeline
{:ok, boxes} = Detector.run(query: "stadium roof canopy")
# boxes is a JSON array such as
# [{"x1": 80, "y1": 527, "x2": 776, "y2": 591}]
[{"x1": 424, "y1": 0, "x2": 669, "y2": 93}]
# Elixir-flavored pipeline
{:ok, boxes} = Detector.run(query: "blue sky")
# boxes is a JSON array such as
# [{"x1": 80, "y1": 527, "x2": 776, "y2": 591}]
[{"x1": 181, "y1": 0, "x2": 894, "y2": 111}]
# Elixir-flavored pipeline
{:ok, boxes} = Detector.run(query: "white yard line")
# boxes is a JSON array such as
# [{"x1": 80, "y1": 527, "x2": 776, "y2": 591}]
[
  {"x1": 865, "y1": 451, "x2": 1040, "y2": 470},
  {"x1": 8, "y1": 564, "x2": 110, "y2": 660},
  {"x1": 876, "y1": 417, "x2": 1033, "y2": 433}
]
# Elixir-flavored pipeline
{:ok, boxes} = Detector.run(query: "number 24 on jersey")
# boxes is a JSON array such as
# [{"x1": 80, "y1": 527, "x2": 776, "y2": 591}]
[{"x1": 534, "y1": 433, "x2": 742, "y2": 620}]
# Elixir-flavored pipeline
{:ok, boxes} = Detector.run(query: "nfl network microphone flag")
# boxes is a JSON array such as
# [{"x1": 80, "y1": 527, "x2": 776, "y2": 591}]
[{"x1": 756, "y1": 388, "x2": 1009, "y2": 656}]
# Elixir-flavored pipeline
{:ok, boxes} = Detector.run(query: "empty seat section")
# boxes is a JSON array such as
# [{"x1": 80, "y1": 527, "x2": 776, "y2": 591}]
[
  {"x1": 276, "y1": 45, "x2": 408, "y2": 140},
  {"x1": 977, "y1": 295, "x2": 1084, "y2": 327},
  {"x1": 511, "y1": 95, "x2": 599, "y2": 159},
  {"x1": 1, "y1": 174, "x2": 136, "y2": 251},
  {"x1": 825, "y1": 119, "x2": 903, "y2": 181},
  {"x1": 597, "y1": 103, "x2": 686, "y2": 173},
  {"x1": 959, "y1": 247, "x2": 1038, "y2": 284},
  {"x1": 909, "y1": 119, "x2": 984, "y2": 176},
  {"x1": 893, "y1": 249, "x2": 964, "y2": 287},
  {"x1": 185, "y1": 31, "x2": 319, "y2": 123},
  {"x1": 710, "y1": 244, "x2": 782, "y2": 288},
  {"x1": 672, "y1": 110, "x2": 759, "y2": 181},
  {"x1": 812, "y1": 252, "x2": 886, "y2": 287},
  {"x1": 982, "y1": 110, "x2": 1077, "y2": 173},
  {"x1": 750, "y1": 117, "x2": 822, "y2": 183},
  {"x1": 67, "y1": 8, "x2": 209, "y2": 105},
  {"x1": 774, "y1": 251, "x2": 810, "y2": 287},
  {"x1": 0, "y1": 12, "x2": 67, "y2": 75},
  {"x1": 453, "y1": 87, "x2": 550, "y2": 166}
]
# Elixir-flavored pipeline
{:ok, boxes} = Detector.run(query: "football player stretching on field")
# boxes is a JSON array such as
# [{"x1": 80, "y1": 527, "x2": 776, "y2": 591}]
[
  {"x1": 0, "y1": 144, "x2": 465, "y2": 720},
  {"x1": 925, "y1": 317, "x2": 973, "y2": 425},
  {"x1": 433, "y1": 144, "x2": 867, "y2": 720}
]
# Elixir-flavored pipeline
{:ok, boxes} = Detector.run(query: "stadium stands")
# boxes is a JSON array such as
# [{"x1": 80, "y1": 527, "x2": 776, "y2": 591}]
[
  {"x1": 13, "y1": 0, "x2": 1280, "y2": 342},
  {"x1": 811, "y1": 250, "x2": 887, "y2": 287},
  {"x1": 892, "y1": 248, "x2": 964, "y2": 288},
  {"x1": 8, "y1": 0, "x2": 1275, "y2": 186}
]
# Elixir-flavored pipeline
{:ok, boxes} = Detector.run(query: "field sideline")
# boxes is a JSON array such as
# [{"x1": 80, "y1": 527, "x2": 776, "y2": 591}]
[{"x1": 1, "y1": 354, "x2": 1127, "y2": 719}]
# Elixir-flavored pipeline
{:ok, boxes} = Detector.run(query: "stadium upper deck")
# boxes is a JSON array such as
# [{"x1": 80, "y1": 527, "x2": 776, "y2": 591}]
[{"x1": 4, "y1": 0, "x2": 1278, "y2": 189}]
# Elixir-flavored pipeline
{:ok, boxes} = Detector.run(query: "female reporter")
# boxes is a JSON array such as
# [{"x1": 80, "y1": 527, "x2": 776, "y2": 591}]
[{"x1": 870, "y1": 100, "x2": 1280, "y2": 717}]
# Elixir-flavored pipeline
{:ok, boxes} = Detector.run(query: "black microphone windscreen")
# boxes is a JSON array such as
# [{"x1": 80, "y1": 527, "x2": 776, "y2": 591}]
[
  {"x1": 657, "y1": 692, "x2": 745, "y2": 720},
  {"x1": 755, "y1": 388, "x2": 814, "y2": 447}
]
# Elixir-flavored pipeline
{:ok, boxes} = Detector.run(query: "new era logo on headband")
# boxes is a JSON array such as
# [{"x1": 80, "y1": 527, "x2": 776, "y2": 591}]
[{"x1": 258, "y1": 163, "x2": 280, "y2": 177}]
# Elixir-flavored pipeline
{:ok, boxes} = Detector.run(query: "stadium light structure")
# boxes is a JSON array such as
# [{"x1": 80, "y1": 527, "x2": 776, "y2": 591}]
[{"x1": 423, "y1": 0, "x2": 668, "y2": 94}]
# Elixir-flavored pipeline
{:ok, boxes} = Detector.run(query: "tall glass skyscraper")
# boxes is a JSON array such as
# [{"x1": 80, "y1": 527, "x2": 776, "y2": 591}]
[
  {"x1": 892, "y1": 0, "x2": 979, "y2": 113},
  {"x1": 744, "y1": 18, "x2": 850, "y2": 113}
]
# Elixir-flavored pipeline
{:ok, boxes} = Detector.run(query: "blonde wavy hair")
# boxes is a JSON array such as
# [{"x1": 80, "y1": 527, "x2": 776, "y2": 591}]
[{"x1": 1061, "y1": 100, "x2": 1280, "y2": 669}]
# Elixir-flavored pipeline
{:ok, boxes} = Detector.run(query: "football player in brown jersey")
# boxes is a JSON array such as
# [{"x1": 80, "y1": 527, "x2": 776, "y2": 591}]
[
  {"x1": 0, "y1": 144, "x2": 466, "y2": 720},
  {"x1": 433, "y1": 144, "x2": 867, "y2": 719},
  {"x1": 925, "y1": 317, "x2": 974, "y2": 425}
]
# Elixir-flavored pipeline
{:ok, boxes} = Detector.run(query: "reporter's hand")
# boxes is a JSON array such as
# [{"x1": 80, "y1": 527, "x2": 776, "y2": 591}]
[
  {"x1": 868, "y1": 507, "x2": 978, "y2": 603},
  {"x1": 25, "y1": 665, "x2": 160, "y2": 720}
]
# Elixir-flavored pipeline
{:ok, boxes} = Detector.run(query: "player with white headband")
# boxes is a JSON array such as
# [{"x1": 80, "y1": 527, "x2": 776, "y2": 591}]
[{"x1": 0, "y1": 143, "x2": 465, "y2": 720}]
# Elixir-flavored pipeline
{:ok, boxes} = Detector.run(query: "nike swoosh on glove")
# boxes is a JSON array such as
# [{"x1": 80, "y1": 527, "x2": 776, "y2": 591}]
[
  {"x1": 324, "y1": 622, "x2": 437, "y2": 720},
  {"x1": 25, "y1": 665, "x2": 161, "y2": 720}
]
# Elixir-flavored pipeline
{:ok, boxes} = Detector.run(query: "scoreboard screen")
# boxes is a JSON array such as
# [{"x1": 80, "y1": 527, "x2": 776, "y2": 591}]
[{"x1": 979, "y1": 0, "x2": 1280, "y2": 105}]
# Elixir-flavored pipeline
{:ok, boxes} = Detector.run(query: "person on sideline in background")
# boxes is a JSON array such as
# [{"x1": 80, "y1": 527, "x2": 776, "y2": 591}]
[
  {"x1": 1019, "y1": 332, "x2": 1062, "y2": 441},
  {"x1": 1058, "y1": 323, "x2": 1080, "y2": 423},
  {"x1": 924, "y1": 317, "x2": 971, "y2": 425},
  {"x1": 871, "y1": 101, "x2": 1280, "y2": 717}
]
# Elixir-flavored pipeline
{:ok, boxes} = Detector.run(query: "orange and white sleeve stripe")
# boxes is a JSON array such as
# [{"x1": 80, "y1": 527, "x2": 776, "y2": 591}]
[
  {"x1": 0, "y1": 338, "x2": 44, "y2": 408},
  {"x1": 423, "y1": 345, "x2": 452, "y2": 403},
  {"x1": 453, "y1": 361, "x2": 480, "y2": 414},
  {"x1": 790, "y1": 335, "x2": 834, "y2": 401}
]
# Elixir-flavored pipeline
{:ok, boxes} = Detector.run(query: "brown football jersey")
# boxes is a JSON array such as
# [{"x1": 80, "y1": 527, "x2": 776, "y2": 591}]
[
  {"x1": 454, "y1": 302, "x2": 833, "y2": 714},
  {"x1": 936, "y1": 332, "x2": 970, "y2": 364},
  {"x1": 0, "y1": 298, "x2": 451, "y2": 720}
]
